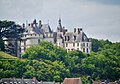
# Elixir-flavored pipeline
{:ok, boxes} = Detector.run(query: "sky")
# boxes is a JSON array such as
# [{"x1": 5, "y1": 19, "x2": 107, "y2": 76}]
[{"x1": 0, "y1": 0, "x2": 120, "y2": 42}]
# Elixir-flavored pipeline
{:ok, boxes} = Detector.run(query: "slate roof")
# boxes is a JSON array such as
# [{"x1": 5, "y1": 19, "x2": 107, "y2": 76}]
[
  {"x1": 64, "y1": 30, "x2": 89, "y2": 42},
  {"x1": 41, "y1": 24, "x2": 52, "y2": 33},
  {"x1": 24, "y1": 21, "x2": 53, "y2": 35},
  {"x1": 0, "y1": 78, "x2": 55, "y2": 84},
  {"x1": 0, "y1": 78, "x2": 39, "y2": 84}
]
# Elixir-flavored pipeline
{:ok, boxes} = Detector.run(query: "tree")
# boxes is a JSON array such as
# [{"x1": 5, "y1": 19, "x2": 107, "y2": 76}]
[
  {"x1": 91, "y1": 38, "x2": 112, "y2": 52},
  {"x1": 67, "y1": 50, "x2": 86, "y2": 77},
  {"x1": 0, "y1": 20, "x2": 24, "y2": 38},
  {"x1": 0, "y1": 20, "x2": 24, "y2": 56},
  {"x1": 0, "y1": 38, "x2": 4, "y2": 51}
]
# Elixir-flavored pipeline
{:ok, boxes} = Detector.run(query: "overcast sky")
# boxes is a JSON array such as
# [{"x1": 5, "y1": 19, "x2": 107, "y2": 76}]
[{"x1": 0, "y1": 0, "x2": 120, "y2": 42}]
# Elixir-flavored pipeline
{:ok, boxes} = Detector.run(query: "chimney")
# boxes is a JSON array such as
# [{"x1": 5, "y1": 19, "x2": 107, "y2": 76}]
[
  {"x1": 80, "y1": 28, "x2": 82, "y2": 31},
  {"x1": 78, "y1": 28, "x2": 80, "y2": 34},
  {"x1": 39, "y1": 20, "x2": 42, "y2": 28},
  {"x1": 33, "y1": 19, "x2": 36, "y2": 24},
  {"x1": 74, "y1": 28, "x2": 76, "y2": 33},
  {"x1": 22, "y1": 23, "x2": 25, "y2": 28},
  {"x1": 28, "y1": 24, "x2": 30, "y2": 26}
]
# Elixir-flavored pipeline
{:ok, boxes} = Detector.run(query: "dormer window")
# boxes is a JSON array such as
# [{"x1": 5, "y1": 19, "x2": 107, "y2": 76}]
[
  {"x1": 83, "y1": 43, "x2": 85, "y2": 47},
  {"x1": 68, "y1": 36, "x2": 70, "y2": 41},
  {"x1": 74, "y1": 35, "x2": 76, "y2": 41},
  {"x1": 87, "y1": 43, "x2": 88, "y2": 47}
]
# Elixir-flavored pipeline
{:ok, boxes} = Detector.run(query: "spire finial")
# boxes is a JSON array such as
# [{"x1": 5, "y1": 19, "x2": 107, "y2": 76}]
[{"x1": 58, "y1": 17, "x2": 61, "y2": 24}]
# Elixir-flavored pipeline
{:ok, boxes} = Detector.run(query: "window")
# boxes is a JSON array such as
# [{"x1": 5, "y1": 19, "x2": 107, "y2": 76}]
[
  {"x1": 77, "y1": 43, "x2": 79, "y2": 46},
  {"x1": 77, "y1": 48, "x2": 79, "y2": 50},
  {"x1": 38, "y1": 39, "x2": 40, "y2": 43},
  {"x1": 68, "y1": 49, "x2": 70, "y2": 51},
  {"x1": 73, "y1": 43, "x2": 75, "y2": 47},
  {"x1": 87, "y1": 43, "x2": 88, "y2": 47},
  {"x1": 68, "y1": 36, "x2": 70, "y2": 41},
  {"x1": 65, "y1": 36, "x2": 67, "y2": 41},
  {"x1": 83, "y1": 43, "x2": 85, "y2": 47},
  {"x1": 87, "y1": 48, "x2": 89, "y2": 53},
  {"x1": 83, "y1": 48, "x2": 85, "y2": 52},
  {"x1": 74, "y1": 35, "x2": 76, "y2": 41},
  {"x1": 66, "y1": 43, "x2": 68, "y2": 47}
]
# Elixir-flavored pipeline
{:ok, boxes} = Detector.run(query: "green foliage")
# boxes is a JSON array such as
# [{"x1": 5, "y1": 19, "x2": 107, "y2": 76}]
[
  {"x1": 91, "y1": 38, "x2": 112, "y2": 52},
  {"x1": 0, "y1": 20, "x2": 24, "y2": 38},
  {"x1": 0, "y1": 20, "x2": 24, "y2": 55},
  {"x1": 22, "y1": 41, "x2": 67, "y2": 62},
  {"x1": 0, "y1": 41, "x2": 120, "y2": 82}
]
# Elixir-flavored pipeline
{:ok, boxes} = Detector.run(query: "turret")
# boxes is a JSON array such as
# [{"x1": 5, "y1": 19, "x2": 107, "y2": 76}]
[{"x1": 58, "y1": 17, "x2": 62, "y2": 32}]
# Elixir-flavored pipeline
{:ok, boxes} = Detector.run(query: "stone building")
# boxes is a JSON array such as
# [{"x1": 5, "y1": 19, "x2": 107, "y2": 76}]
[
  {"x1": 63, "y1": 28, "x2": 91, "y2": 53},
  {"x1": 19, "y1": 18, "x2": 91, "y2": 56},
  {"x1": 20, "y1": 19, "x2": 55, "y2": 55},
  {"x1": 56, "y1": 18, "x2": 91, "y2": 53}
]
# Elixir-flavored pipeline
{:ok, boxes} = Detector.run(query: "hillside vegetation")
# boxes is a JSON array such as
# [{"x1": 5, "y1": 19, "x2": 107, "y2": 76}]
[{"x1": 0, "y1": 51, "x2": 17, "y2": 59}]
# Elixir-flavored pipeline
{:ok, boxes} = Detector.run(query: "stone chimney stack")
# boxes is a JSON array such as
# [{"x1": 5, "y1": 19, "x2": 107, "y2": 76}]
[
  {"x1": 74, "y1": 28, "x2": 76, "y2": 33},
  {"x1": 39, "y1": 20, "x2": 42, "y2": 28},
  {"x1": 33, "y1": 19, "x2": 36, "y2": 24},
  {"x1": 78, "y1": 28, "x2": 80, "y2": 34},
  {"x1": 80, "y1": 28, "x2": 82, "y2": 31},
  {"x1": 22, "y1": 23, "x2": 25, "y2": 28},
  {"x1": 28, "y1": 24, "x2": 30, "y2": 27}
]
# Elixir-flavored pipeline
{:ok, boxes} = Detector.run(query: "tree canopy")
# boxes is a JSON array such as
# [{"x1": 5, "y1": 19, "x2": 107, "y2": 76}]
[
  {"x1": 0, "y1": 40, "x2": 120, "y2": 82},
  {"x1": 0, "y1": 20, "x2": 24, "y2": 55}
]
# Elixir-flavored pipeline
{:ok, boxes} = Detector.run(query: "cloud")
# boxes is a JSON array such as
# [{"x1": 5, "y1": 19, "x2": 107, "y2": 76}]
[
  {"x1": 0, "y1": 0, "x2": 120, "y2": 42},
  {"x1": 86, "y1": 0, "x2": 120, "y2": 5}
]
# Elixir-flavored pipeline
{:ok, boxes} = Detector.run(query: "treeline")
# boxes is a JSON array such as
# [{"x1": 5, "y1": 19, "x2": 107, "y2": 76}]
[{"x1": 0, "y1": 40, "x2": 120, "y2": 82}]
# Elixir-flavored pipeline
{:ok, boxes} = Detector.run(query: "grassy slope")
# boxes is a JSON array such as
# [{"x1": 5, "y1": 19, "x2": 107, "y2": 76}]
[{"x1": 0, "y1": 51, "x2": 17, "y2": 59}]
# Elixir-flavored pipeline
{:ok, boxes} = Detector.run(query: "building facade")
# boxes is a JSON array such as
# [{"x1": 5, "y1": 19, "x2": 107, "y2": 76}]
[
  {"x1": 56, "y1": 18, "x2": 91, "y2": 53},
  {"x1": 20, "y1": 19, "x2": 55, "y2": 55},
  {"x1": 20, "y1": 18, "x2": 91, "y2": 56}
]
